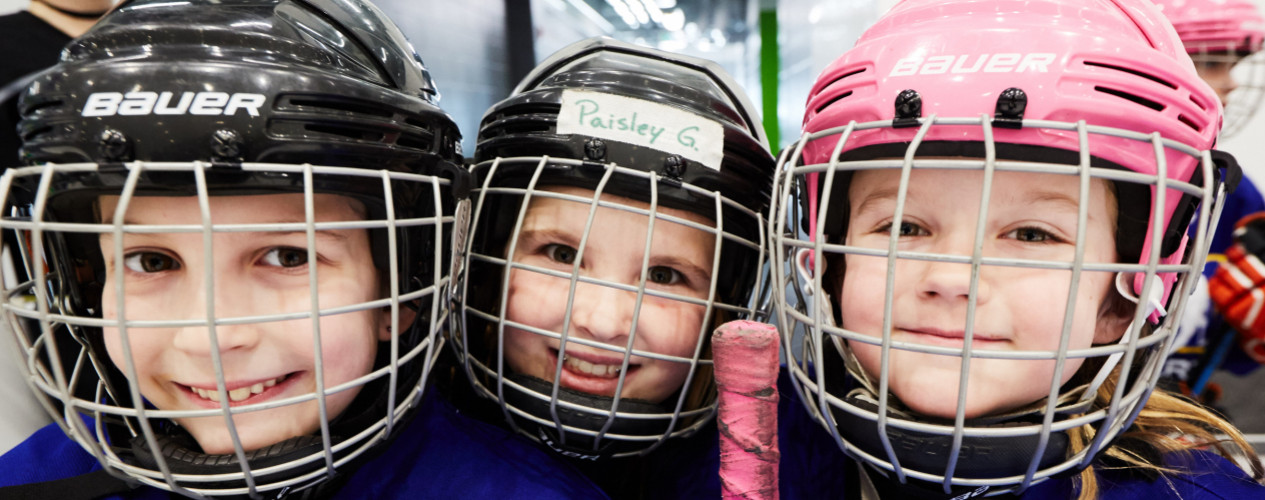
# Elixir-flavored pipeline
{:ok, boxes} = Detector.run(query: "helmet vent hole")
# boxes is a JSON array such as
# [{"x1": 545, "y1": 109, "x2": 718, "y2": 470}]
[
  {"x1": 1189, "y1": 94, "x2": 1209, "y2": 111},
  {"x1": 1094, "y1": 86, "x2": 1165, "y2": 111},
  {"x1": 821, "y1": 68, "x2": 866, "y2": 90},
  {"x1": 1178, "y1": 114, "x2": 1202, "y2": 132},
  {"x1": 284, "y1": 96, "x2": 394, "y2": 118},
  {"x1": 21, "y1": 125, "x2": 53, "y2": 143},
  {"x1": 1083, "y1": 61, "x2": 1176, "y2": 89},
  {"x1": 303, "y1": 123, "x2": 385, "y2": 142},
  {"x1": 396, "y1": 134, "x2": 432, "y2": 150},
  {"x1": 815, "y1": 91, "x2": 854, "y2": 114},
  {"x1": 402, "y1": 117, "x2": 434, "y2": 133},
  {"x1": 21, "y1": 98, "x2": 63, "y2": 117}
]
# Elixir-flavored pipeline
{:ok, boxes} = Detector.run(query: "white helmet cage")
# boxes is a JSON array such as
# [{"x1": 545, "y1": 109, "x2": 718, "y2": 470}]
[
  {"x1": 771, "y1": 117, "x2": 1231, "y2": 496},
  {"x1": 1193, "y1": 47, "x2": 1265, "y2": 138},
  {"x1": 450, "y1": 38, "x2": 776, "y2": 460},
  {"x1": 0, "y1": 162, "x2": 460, "y2": 497}
]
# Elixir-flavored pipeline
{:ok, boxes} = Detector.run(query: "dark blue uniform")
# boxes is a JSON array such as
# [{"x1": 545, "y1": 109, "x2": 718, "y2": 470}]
[
  {"x1": 0, "y1": 389, "x2": 607, "y2": 499},
  {"x1": 775, "y1": 371, "x2": 1264, "y2": 499}
]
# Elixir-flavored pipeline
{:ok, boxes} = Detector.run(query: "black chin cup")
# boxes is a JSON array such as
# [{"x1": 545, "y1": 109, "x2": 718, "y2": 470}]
[
  {"x1": 833, "y1": 393, "x2": 1072, "y2": 492},
  {"x1": 128, "y1": 432, "x2": 335, "y2": 495},
  {"x1": 502, "y1": 374, "x2": 680, "y2": 460}
]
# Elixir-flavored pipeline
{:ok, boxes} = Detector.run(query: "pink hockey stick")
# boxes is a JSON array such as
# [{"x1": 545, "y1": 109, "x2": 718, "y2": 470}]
[{"x1": 713, "y1": 320, "x2": 780, "y2": 499}]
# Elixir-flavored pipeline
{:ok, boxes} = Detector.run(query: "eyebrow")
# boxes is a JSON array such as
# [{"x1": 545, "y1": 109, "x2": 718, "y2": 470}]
[
  {"x1": 515, "y1": 227, "x2": 579, "y2": 246},
  {"x1": 110, "y1": 220, "x2": 354, "y2": 242},
  {"x1": 855, "y1": 186, "x2": 1085, "y2": 213}
]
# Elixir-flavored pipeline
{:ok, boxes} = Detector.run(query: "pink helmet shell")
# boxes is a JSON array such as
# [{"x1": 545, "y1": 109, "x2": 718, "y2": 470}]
[
  {"x1": 1153, "y1": 0, "x2": 1265, "y2": 54},
  {"x1": 801, "y1": 0, "x2": 1222, "y2": 311}
]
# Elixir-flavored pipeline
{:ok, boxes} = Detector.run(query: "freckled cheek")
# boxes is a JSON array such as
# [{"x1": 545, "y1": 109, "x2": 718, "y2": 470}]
[
  {"x1": 1012, "y1": 271, "x2": 1100, "y2": 338},
  {"x1": 837, "y1": 257, "x2": 889, "y2": 334},
  {"x1": 505, "y1": 269, "x2": 571, "y2": 328},
  {"x1": 636, "y1": 298, "x2": 706, "y2": 357}
]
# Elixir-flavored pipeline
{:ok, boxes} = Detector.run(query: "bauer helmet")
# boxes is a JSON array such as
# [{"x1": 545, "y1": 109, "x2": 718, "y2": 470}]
[
  {"x1": 0, "y1": 0, "x2": 465, "y2": 496},
  {"x1": 451, "y1": 37, "x2": 775, "y2": 459},
  {"x1": 772, "y1": 0, "x2": 1235, "y2": 496}
]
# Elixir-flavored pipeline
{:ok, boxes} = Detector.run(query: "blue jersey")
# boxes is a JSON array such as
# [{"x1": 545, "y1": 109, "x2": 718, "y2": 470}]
[
  {"x1": 0, "y1": 388, "x2": 606, "y2": 499},
  {"x1": 775, "y1": 371, "x2": 1265, "y2": 499},
  {"x1": 1167, "y1": 175, "x2": 1265, "y2": 386}
]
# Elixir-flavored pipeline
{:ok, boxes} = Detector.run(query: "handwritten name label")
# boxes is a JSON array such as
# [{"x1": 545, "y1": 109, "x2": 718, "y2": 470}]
[{"x1": 558, "y1": 89, "x2": 723, "y2": 171}]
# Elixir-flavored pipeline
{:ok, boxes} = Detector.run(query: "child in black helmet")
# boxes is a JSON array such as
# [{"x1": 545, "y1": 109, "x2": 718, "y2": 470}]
[{"x1": 0, "y1": 1, "x2": 597, "y2": 498}]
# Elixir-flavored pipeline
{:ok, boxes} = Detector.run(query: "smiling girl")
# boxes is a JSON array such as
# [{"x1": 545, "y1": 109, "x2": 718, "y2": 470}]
[
  {"x1": 448, "y1": 37, "x2": 776, "y2": 498},
  {"x1": 773, "y1": 0, "x2": 1265, "y2": 498}
]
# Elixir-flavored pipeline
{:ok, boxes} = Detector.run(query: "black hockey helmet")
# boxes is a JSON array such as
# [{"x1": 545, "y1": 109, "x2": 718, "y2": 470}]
[
  {"x1": 1, "y1": 0, "x2": 466, "y2": 496},
  {"x1": 452, "y1": 37, "x2": 775, "y2": 459}
]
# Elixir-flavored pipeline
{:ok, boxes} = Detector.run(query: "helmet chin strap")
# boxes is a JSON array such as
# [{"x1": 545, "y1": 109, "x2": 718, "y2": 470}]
[{"x1": 1075, "y1": 272, "x2": 1165, "y2": 405}]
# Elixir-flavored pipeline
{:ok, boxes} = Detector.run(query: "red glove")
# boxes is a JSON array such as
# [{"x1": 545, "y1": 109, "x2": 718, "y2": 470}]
[{"x1": 1208, "y1": 212, "x2": 1265, "y2": 364}]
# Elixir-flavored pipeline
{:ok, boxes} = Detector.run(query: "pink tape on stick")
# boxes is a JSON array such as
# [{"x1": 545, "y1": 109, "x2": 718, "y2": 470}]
[{"x1": 713, "y1": 320, "x2": 780, "y2": 500}]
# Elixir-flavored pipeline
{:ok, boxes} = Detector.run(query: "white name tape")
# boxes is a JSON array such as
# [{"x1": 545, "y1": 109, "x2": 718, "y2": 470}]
[{"x1": 557, "y1": 89, "x2": 724, "y2": 171}]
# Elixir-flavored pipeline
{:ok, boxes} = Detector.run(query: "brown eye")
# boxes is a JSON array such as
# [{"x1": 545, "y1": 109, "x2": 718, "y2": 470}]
[
  {"x1": 123, "y1": 252, "x2": 180, "y2": 273},
  {"x1": 647, "y1": 265, "x2": 682, "y2": 285},
  {"x1": 879, "y1": 221, "x2": 926, "y2": 237},
  {"x1": 544, "y1": 244, "x2": 577, "y2": 265},
  {"x1": 1010, "y1": 227, "x2": 1052, "y2": 243},
  {"x1": 262, "y1": 247, "x2": 308, "y2": 268}
]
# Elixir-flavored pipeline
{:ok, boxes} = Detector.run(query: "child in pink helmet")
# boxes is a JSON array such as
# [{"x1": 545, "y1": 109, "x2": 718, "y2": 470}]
[
  {"x1": 1149, "y1": 0, "x2": 1265, "y2": 418},
  {"x1": 1155, "y1": 0, "x2": 1265, "y2": 138},
  {"x1": 772, "y1": 0, "x2": 1265, "y2": 497}
]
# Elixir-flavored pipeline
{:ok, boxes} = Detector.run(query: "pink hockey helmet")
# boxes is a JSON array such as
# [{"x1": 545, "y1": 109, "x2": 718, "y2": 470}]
[
  {"x1": 1154, "y1": 0, "x2": 1265, "y2": 53},
  {"x1": 800, "y1": 0, "x2": 1221, "y2": 313},
  {"x1": 1153, "y1": 0, "x2": 1265, "y2": 137},
  {"x1": 774, "y1": 0, "x2": 1235, "y2": 495}
]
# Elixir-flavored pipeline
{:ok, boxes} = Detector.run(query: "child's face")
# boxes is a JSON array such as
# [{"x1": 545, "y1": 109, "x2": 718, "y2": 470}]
[
  {"x1": 838, "y1": 168, "x2": 1130, "y2": 419},
  {"x1": 98, "y1": 194, "x2": 390, "y2": 454},
  {"x1": 1195, "y1": 55, "x2": 1242, "y2": 106},
  {"x1": 503, "y1": 185, "x2": 715, "y2": 404}
]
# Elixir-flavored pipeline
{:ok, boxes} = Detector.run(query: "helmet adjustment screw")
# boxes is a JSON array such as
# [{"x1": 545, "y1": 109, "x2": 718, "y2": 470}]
[
  {"x1": 97, "y1": 128, "x2": 132, "y2": 161},
  {"x1": 663, "y1": 154, "x2": 686, "y2": 179},
  {"x1": 993, "y1": 87, "x2": 1028, "y2": 129},
  {"x1": 584, "y1": 138, "x2": 607, "y2": 161},
  {"x1": 893, "y1": 89, "x2": 922, "y2": 128},
  {"x1": 210, "y1": 128, "x2": 244, "y2": 160}
]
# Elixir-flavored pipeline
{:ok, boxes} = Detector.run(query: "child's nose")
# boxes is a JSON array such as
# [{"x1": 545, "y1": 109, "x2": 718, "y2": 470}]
[
  {"x1": 916, "y1": 259, "x2": 991, "y2": 305},
  {"x1": 568, "y1": 279, "x2": 636, "y2": 344},
  {"x1": 170, "y1": 284, "x2": 262, "y2": 356}
]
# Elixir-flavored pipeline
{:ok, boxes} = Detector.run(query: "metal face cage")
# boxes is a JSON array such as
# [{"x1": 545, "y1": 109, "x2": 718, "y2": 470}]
[
  {"x1": 1191, "y1": 47, "x2": 1265, "y2": 139},
  {"x1": 770, "y1": 116, "x2": 1225, "y2": 495},
  {"x1": 451, "y1": 155, "x2": 769, "y2": 459},
  {"x1": 0, "y1": 160, "x2": 457, "y2": 498}
]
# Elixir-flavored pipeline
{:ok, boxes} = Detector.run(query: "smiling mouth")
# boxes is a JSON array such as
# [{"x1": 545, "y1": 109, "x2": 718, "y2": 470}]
[
  {"x1": 187, "y1": 374, "x2": 290, "y2": 403},
  {"x1": 562, "y1": 354, "x2": 624, "y2": 378}
]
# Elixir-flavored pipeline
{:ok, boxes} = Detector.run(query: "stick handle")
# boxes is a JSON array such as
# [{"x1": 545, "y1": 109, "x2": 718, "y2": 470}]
[{"x1": 712, "y1": 320, "x2": 780, "y2": 500}]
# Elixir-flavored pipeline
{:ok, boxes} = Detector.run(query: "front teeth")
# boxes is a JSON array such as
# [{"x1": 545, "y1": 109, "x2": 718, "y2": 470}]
[
  {"x1": 191, "y1": 375, "x2": 283, "y2": 403},
  {"x1": 562, "y1": 355, "x2": 623, "y2": 378}
]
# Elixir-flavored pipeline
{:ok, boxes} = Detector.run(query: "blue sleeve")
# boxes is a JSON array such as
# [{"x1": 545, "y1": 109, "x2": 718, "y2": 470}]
[
  {"x1": 0, "y1": 421, "x2": 102, "y2": 487},
  {"x1": 777, "y1": 370, "x2": 853, "y2": 499},
  {"x1": 1201, "y1": 174, "x2": 1265, "y2": 273}
]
